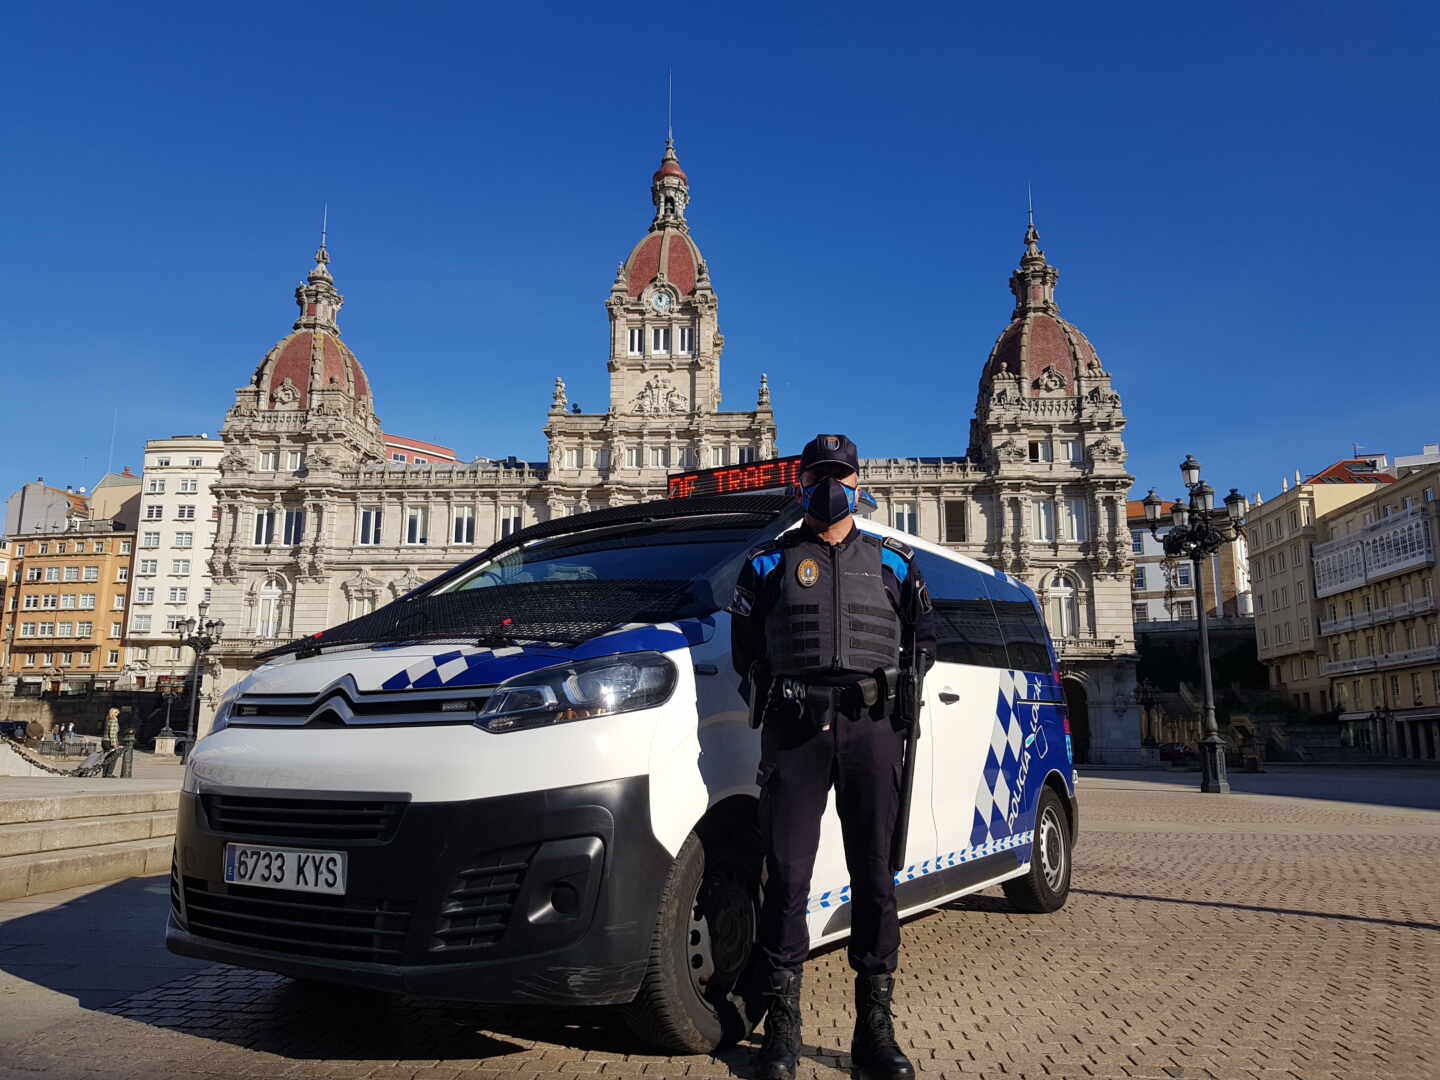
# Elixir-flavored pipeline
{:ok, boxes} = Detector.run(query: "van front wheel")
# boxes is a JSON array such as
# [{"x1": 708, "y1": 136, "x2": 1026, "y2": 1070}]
[
  {"x1": 622, "y1": 830, "x2": 758, "y2": 1053},
  {"x1": 1001, "y1": 786, "x2": 1072, "y2": 913}
]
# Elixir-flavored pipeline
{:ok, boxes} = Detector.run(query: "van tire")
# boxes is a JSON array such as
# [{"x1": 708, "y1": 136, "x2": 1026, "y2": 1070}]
[
  {"x1": 622, "y1": 830, "x2": 759, "y2": 1053},
  {"x1": 1001, "y1": 786, "x2": 1071, "y2": 913}
]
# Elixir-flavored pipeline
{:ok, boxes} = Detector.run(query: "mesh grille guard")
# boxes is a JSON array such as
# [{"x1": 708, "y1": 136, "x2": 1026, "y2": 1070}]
[{"x1": 258, "y1": 494, "x2": 798, "y2": 660}]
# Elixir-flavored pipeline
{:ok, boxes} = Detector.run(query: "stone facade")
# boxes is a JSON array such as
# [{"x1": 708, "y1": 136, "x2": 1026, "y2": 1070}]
[{"x1": 202, "y1": 145, "x2": 1145, "y2": 762}]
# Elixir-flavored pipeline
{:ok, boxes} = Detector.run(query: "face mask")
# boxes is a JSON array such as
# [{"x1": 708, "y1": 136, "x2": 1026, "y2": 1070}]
[{"x1": 802, "y1": 477, "x2": 858, "y2": 525}]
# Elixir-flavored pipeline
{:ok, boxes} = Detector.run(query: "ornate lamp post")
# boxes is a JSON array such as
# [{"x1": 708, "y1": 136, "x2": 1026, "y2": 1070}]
[
  {"x1": 1142, "y1": 458, "x2": 1248, "y2": 793},
  {"x1": 1134, "y1": 678, "x2": 1162, "y2": 744},
  {"x1": 175, "y1": 602, "x2": 224, "y2": 764}
]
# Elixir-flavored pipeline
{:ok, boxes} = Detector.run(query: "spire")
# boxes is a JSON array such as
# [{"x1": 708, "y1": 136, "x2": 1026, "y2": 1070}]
[
  {"x1": 1008, "y1": 197, "x2": 1059, "y2": 317},
  {"x1": 294, "y1": 227, "x2": 343, "y2": 332},
  {"x1": 650, "y1": 138, "x2": 690, "y2": 231}
]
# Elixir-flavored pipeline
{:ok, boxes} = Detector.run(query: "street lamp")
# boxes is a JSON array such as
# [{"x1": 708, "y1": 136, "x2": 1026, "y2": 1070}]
[
  {"x1": 1142, "y1": 455, "x2": 1249, "y2": 794},
  {"x1": 174, "y1": 602, "x2": 224, "y2": 764}
]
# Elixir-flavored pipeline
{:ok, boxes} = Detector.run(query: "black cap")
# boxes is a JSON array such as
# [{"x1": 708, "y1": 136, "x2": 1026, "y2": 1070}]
[{"x1": 800, "y1": 433, "x2": 859, "y2": 476}]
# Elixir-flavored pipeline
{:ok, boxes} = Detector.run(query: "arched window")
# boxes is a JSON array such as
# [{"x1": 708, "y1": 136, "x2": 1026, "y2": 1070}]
[
  {"x1": 1047, "y1": 571, "x2": 1080, "y2": 637},
  {"x1": 257, "y1": 579, "x2": 285, "y2": 639}
]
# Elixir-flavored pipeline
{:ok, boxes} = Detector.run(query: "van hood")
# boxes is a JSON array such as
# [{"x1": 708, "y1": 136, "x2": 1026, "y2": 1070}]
[{"x1": 240, "y1": 618, "x2": 716, "y2": 696}]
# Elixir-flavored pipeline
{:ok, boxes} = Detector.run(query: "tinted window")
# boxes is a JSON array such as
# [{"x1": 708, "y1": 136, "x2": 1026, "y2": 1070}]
[
  {"x1": 985, "y1": 574, "x2": 1053, "y2": 673},
  {"x1": 913, "y1": 552, "x2": 1008, "y2": 668}
]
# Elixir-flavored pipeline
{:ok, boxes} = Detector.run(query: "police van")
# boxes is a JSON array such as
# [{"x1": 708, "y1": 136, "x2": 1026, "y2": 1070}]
[{"x1": 167, "y1": 467, "x2": 1078, "y2": 1053}]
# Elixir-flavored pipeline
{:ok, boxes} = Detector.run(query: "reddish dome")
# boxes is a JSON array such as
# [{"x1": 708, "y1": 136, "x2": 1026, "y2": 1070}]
[
  {"x1": 624, "y1": 229, "x2": 702, "y2": 298},
  {"x1": 983, "y1": 311, "x2": 1102, "y2": 393},
  {"x1": 653, "y1": 157, "x2": 688, "y2": 183}
]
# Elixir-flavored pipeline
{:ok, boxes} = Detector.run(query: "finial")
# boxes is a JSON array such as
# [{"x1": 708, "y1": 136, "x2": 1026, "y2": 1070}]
[
  {"x1": 667, "y1": 69, "x2": 673, "y2": 147},
  {"x1": 315, "y1": 203, "x2": 330, "y2": 266},
  {"x1": 757, "y1": 372, "x2": 771, "y2": 407},
  {"x1": 1027, "y1": 181, "x2": 1034, "y2": 229},
  {"x1": 1023, "y1": 184, "x2": 1042, "y2": 259}
]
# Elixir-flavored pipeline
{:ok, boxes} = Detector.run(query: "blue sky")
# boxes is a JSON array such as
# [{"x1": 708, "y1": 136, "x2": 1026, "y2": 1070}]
[{"x1": 1, "y1": 2, "x2": 1436, "y2": 508}]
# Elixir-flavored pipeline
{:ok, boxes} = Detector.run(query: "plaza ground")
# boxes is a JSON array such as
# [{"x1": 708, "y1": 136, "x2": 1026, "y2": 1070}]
[{"x1": 0, "y1": 767, "x2": 1435, "y2": 1079}]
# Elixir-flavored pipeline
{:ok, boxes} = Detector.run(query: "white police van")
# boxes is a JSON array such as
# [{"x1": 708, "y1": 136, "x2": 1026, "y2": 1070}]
[{"x1": 167, "y1": 481, "x2": 1077, "y2": 1053}]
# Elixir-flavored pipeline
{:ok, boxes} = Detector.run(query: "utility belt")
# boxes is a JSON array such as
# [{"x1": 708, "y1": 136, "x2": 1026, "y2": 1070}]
[{"x1": 755, "y1": 667, "x2": 900, "y2": 735}]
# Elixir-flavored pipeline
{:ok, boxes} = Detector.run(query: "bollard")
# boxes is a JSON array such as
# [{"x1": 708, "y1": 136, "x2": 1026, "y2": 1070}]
[{"x1": 120, "y1": 731, "x2": 135, "y2": 779}]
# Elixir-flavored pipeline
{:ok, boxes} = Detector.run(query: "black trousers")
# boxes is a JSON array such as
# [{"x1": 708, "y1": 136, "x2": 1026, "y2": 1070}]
[{"x1": 757, "y1": 690, "x2": 903, "y2": 976}]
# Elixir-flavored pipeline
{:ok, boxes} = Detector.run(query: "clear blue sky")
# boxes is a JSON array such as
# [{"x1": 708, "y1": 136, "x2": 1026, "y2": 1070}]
[{"x1": 2, "y1": 3, "x2": 1436, "y2": 508}]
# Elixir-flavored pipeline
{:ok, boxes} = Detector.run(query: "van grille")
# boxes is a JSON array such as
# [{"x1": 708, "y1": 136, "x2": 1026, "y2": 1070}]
[
  {"x1": 431, "y1": 843, "x2": 537, "y2": 952},
  {"x1": 182, "y1": 878, "x2": 413, "y2": 964},
  {"x1": 201, "y1": 794, "x2": 405, "y2": 844}
]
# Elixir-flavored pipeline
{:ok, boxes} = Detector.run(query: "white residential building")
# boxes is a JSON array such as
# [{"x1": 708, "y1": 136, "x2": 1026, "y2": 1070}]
[{"x1": 123, "y1": 434, "x2": 224, "y2": 687}]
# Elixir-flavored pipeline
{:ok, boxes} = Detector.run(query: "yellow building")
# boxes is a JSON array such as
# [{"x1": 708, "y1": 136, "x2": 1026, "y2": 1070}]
[
  {"x1": 0, "y1": 521, "x2": 136, "y2": 693},
  {"x1": 1246, "y1": 458, "x2": 1393, "y2": 712},
  {"x1": 1313, "y1": 464, "x2": 1440, "y2": 759}
]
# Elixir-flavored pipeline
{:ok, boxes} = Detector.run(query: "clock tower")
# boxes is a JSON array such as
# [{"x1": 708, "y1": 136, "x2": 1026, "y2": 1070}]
[{"x1": 543, "y1": 140, "x2": 776, "y2": 511}]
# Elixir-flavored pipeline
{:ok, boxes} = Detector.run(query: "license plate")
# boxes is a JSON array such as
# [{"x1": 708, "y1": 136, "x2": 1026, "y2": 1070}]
[{"x1": 223, "y1": 843, "x2": 346, "y2": 895}]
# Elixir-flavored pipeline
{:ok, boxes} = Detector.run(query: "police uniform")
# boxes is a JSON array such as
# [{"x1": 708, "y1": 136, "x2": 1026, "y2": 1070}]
[{"x1": 730, "y1": 434, "x2": 933, "y2": 1080}]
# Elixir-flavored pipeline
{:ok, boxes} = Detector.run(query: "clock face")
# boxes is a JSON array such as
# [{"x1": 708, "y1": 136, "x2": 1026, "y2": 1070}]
[{"x1": 651, "y1": 290, "x2": 674, "y2": 314}]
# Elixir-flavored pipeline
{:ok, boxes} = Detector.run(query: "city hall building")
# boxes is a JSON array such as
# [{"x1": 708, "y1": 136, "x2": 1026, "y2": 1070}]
[{"x1": 205, "y1": 142, "x2": 1144, "y2": 762}]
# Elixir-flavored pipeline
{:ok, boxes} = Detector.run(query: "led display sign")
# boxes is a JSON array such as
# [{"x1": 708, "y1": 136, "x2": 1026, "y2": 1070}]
[{"x1": 666, "y1": 455, "x2": 804, "y2": 499}]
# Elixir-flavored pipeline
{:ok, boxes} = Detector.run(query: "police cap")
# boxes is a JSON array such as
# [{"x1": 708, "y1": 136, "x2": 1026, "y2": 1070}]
[{"x1": 800, "y1": 433, "x2": 859, "y2": 476}]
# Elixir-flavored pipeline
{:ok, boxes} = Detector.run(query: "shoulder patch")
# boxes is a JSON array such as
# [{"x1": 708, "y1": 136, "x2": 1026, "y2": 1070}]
[{"x1": 882, "y1": 536, "x2": 914, "y2": 559}]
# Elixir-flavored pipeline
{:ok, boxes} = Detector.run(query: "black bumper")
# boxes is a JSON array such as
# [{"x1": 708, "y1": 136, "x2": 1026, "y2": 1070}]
[{"x1": 165, "y1": 775, "x2": 671, "y2": 1005}]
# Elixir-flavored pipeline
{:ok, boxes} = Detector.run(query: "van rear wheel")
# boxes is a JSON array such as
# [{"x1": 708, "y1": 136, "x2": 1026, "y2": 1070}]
[
  {"x1": 1001, "y1": 786, "x2": 1072, "y2": 913},
  {"x1": 622, "y1": 830, "x2": 759, "y2": 1053}
]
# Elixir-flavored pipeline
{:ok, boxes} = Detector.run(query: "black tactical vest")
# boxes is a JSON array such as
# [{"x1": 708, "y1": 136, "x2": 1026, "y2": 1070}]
[{"x1": 764, "y1": 531, "x2": 902, "y2": 678}]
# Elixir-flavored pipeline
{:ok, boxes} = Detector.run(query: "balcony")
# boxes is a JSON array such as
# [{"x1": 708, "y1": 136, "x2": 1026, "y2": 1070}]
[
  {"x1": 1321, "y1": 644, "x2": 1440, "y2": 676},
  {"x1": 1320, "y1": 594, "x2": 1437, "y2": 636},
  {"x1": 1053, "y1": 635, "x2": 1127, "y2": 660}
]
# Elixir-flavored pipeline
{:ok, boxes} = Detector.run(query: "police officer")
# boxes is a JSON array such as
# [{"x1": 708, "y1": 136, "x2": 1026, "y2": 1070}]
[{"x1": 730, "y1": 434, "x2": 934, "y2": 1080}]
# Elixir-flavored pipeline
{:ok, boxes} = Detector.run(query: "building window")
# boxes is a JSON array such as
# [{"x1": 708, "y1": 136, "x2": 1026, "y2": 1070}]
[
  {"x1": 177, "y1": 505, "x2": 196, "y2": 520},
  {"x1": 259, "y1": 451, "x2": 279, "y2": 470},
  {"x1": 253, "y1": 510, "x2": 275, "y2": 546},
  {"x1": 650, "y1": 447, "x2": 670, "y2": 469},
  {"x1": 188, "y1": 456, "x2": 203, "y2": 467},
  {"x1": 79, "y1": 594, "x2": 95, "y2": 610},
  {"x1": 1130, "y1": 531, "x2": 1144, "y2": 554},
  {"x1": 282, "y1": 510, "x2": 305, "y2": 546},
  {"x1": 142, "y1": 531, "x2": 160, "y2": 547},
  {"x1": 18, "y1": 623, "x2": 35, "y2": 637},
  {"x1": 112, "y1": 594, "x2": 125, "y2": 610},
  {"x1": 116, "y1": 567, "x2": 129, "y2": 582},
  {"x1": 625, "y1": 447, "x2": 642, "y2": 469},
  {"x1": 286, "y1": 450, "x2": 303, "y2": 471},
  {"x1": 136, "y1": 587, "x2": 155, "y2": 604},
  {"x1": 711, "y1": 446, "x2": 729, "y2": 467},
  {"x1": 499, "y1": 505, "x2": 522, "y2": 538},
  {"x1": 679, "y1": 326, "x2": 694, "y2": 354},
  {"x1": 391, "y1": 452, "x2": 407, "y2": 463},
  {"x1": 1175, "y1": 563, "x2": 1192, "y2": 587},
  {"x1": 146, "y1": 478, "x2": 165, "y2": 494},
  {"x1": 107, "y1": 650, "x2": 120, "y2": 666},
  {"x1": 652, "y1": 327, "x2": 671, "y2": 353},
  {"x1": 1061, "y1": 496, "x2": 1089, "y2": 541},
  {"x1": 891, "y1": 501, "x2": 918, "y2": 534},
  {"x1": 167, "y1": 587, "x2": 188, "y2": 603},
  {"x1": 174, "y1": 531, "x2": 193, "y2": 548},
  {"x1": 172, "y1": 558, "x2": 192, "y2": 575},
  {"x1": 358, "y1": 507, "x2": 384, "y2": 545},
  {"x1": 1060, "y1": 439, "x2": 1082, "y2": 464},
  {"x1": 943, "y1": 500, "x2": 966, "y2": 543},
  {"x1": 350, "y1": 595, "x2": 377, "y2": 619},
  {"x1": 1132, "y1": 566, "x2": 1146, "y2": 590},
  {"x1": 144, "y1": 505, "x2": 164, "y2": 521},
  {"x1": 404, "y1": 507, "x2": 428, "y2": 545},
  {"x1": 179, "y1": 478, "x2": 198, "y2": 493},
  {"x1": 63, "y1": 566, "x2": 79, "y2": 582},
  {"x1": 1028, "y1": 440, "x2": 1052, "y2": 463},
  {"x1": 565, "y1": 449, "x2": 581, "y2": 469},
  {"x1": 1033, "y1": 499, "x2": 1056, "y2": 541},
  {"x1": 153, "y1": 456, "x2": 171, "y2": 467},
  {"x1": 1173, "y1": 600, "x2": 1195, "y2": 619},
  {"x1": 1256, "y1": 594, "x2": 1265, "y2": 612},
  {"x1": 1046, "y1": 571, "x2": 1080, "y2": 637},
  {"x1": 738, "y1": 447, "x2": 757, "y2": 464},
  {"x1": 594, "y1": 449, "x2": 611, "y2": 470},
  {"x1": 628, "y1": 327, "x2": 643, "y2": 355},
  {"x1": 1133, "y1": 603, "x2": 1148, "y2": 624},
  {"x1": 21, "y1": 595, "x2": 37, "y2": 610},
  {"x1": 164, "y1": 615, "x2": 184, "y2": 632},
  {"x1": 83, "y1": 566, "x2": 99, "y2": 581},
  {"x1": 453, "y1": 507, "x2": 475, "y2": 544},
  {"x1": 77, "y1": 621, "x2": 93, "y2": 638},
  {"x1": 257, "y1": 581, "x2": 284, "y2": 638},
  {"x1": 60, "y1": 595, "x2": 76, "y2": 609}
]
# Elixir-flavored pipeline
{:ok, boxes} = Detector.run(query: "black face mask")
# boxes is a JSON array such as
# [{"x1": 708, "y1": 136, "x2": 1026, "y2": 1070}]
[{"x1": 802, "y1": 477, "x2": 858, "y2": 525}]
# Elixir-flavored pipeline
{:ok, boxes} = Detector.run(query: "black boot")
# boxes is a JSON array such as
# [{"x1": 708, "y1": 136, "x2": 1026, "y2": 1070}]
[
  {"x1": 755, "y1": 967, "x2": 803, "y2": 1080},
  {"x1": 850, "y1": 974, "x2": 914, "y2": 1080}
]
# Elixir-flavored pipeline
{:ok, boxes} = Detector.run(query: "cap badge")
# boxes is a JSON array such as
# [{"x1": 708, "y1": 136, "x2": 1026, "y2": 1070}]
[
  {"x1": 822, "y1": 436, "x2": 840, "y2": 450},
  {"x1": 796, "y1": 557, "x2": 820, "y2": 588}
]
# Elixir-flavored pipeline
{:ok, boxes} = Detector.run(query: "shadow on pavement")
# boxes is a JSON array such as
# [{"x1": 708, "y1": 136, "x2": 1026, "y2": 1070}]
[
  {"x1": 1082, "y1": 765, "x2": 1440, "y2": 810},
  {"x1": 1072, "y1": 887, "x2": 1440, "y2": 932}
]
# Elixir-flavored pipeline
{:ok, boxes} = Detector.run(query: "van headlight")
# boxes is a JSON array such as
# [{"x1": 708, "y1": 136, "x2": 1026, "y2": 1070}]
[{"x1": 476, "y1": 651, "x2": 677, "y2": 733}]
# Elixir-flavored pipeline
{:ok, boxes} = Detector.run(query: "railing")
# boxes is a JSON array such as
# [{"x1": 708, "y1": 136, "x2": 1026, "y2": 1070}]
[
  {"x1": 1319, "y1": 594, "x2": 1436, "y2": 637},
  {"x1": 1053, "y1": 635, "x2": 1126, "y2": 659},
  {"x1": 1321, "y1": 644, "x2": 1440, "y2": 676}
]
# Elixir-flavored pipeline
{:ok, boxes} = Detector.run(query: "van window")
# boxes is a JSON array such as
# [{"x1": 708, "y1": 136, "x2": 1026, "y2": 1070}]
[
  {"x1": 913, "y1": 552, "x2": 1008, "y2": 668},
  {"x1": 985, "y1": 574, "x2": 1053, "y2": 673}
]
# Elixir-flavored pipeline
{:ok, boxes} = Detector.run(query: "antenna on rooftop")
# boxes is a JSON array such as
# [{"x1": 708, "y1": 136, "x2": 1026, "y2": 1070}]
[{"x1": 321, "y1": 202, "x2": 328, "y2": 250}]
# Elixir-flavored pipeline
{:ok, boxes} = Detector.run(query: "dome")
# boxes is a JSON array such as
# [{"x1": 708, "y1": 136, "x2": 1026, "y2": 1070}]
[
  {"x1": 981, "y1": 224, "x2": 1104, "y2": 393},
  {"x1": 249, "y1": 246, "x2": 374, "y2": 415},
  {"x1": 623, "y1": 229, "x2": 703, "y2": 298}
]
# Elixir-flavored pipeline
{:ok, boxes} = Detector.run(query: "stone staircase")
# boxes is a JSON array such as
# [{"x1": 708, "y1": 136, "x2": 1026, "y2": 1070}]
[{"x1": 0, "y1": 790, "x2": 177, "y2": 900}]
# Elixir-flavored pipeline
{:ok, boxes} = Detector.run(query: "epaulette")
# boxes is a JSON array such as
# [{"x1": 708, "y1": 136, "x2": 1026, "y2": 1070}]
[{"x1": 882, "y1": 535, "x2": 914, "y2": 560}]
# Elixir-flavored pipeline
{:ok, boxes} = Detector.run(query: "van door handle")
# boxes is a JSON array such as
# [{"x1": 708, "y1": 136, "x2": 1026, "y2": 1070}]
[{"x1": 938, "y1": 690, "x2": 960, "y2": 705}]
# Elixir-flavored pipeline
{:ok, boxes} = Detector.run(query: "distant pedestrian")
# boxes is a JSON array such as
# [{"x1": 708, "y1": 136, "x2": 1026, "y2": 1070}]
[{"x1": 102, "y1": 708, "x2": 121, "y2": 776}]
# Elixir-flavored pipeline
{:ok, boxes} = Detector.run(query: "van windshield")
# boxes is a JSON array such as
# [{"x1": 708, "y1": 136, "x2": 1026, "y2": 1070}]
[{"x1": 441, "y1": 522, "x2": 759, "y2": 594}]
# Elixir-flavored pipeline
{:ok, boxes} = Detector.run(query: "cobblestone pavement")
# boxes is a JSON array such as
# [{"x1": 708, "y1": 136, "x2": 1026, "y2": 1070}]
[{"x1": 0, "y1": 770, "x2": 1435, "y2": 1079}]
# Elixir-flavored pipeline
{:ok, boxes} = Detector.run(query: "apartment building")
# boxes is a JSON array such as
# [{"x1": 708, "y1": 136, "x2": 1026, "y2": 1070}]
[
  {"x1": 1313, "y1": 464, "x2": 1440, "y2": 759},
  {"x1": 1247, "y1": 458, "x2": 1394, "y2": 712},
  {"x1": 0, "y1": 520, "x2": 136, "y2": 692},
  {"x1": 123, "y1": 435, "x2": 224, "y2": 687},
  {"x1": 1127, "y1": 500, "x2": 1251, "y2": 628}
]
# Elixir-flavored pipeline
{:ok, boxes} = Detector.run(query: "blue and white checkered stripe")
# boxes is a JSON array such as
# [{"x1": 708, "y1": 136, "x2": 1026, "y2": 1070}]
[
  {"x1": 806, "y1": 831, "x2": 1034, "y2": 913},
  {"x1": 969, "y1": 669, "x2": 1044, "y2": 848}
]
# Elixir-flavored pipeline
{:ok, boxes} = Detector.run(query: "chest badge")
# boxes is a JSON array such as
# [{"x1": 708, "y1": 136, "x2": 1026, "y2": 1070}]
[{"x1": 795, "y1": 557, "x2": 820, "y2": 588}]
